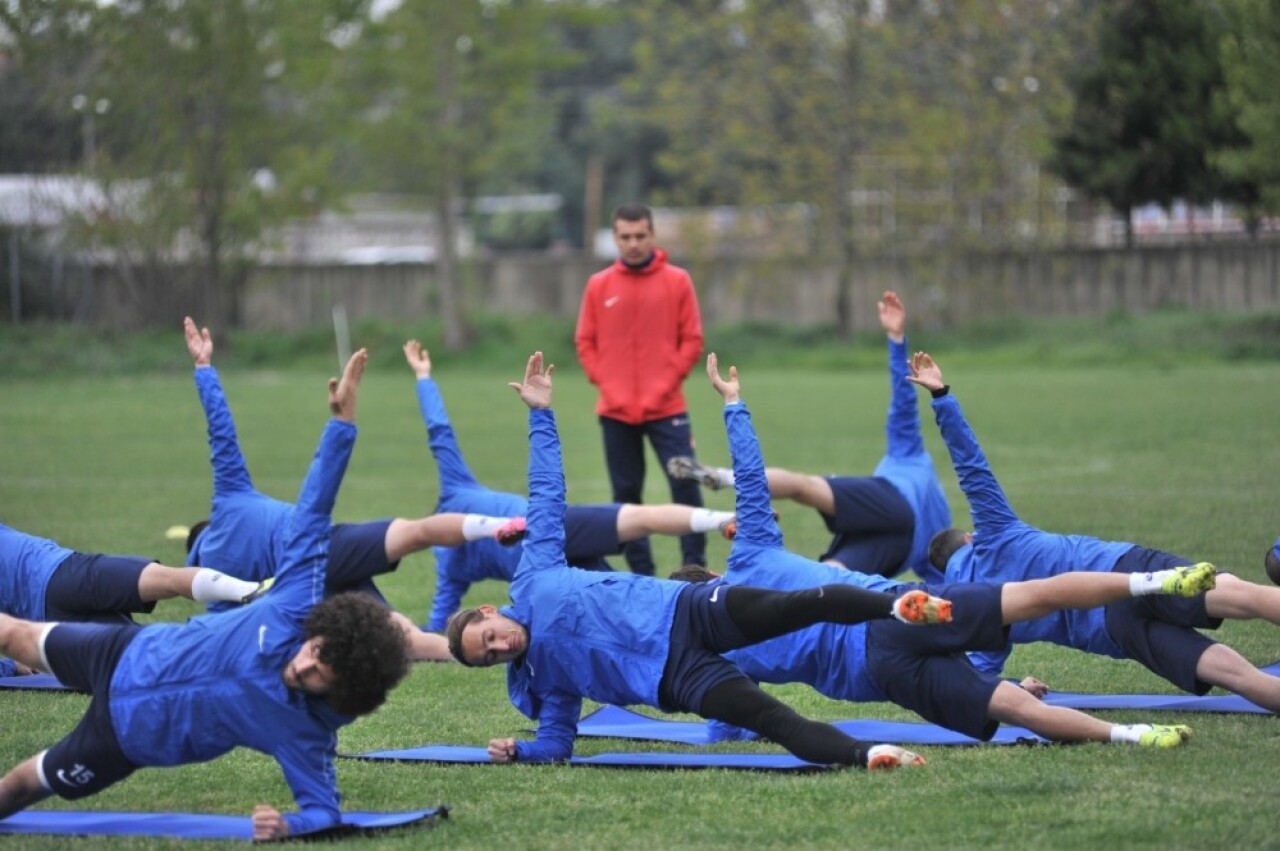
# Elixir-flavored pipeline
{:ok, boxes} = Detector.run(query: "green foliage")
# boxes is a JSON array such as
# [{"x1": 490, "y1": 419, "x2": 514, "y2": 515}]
[
  {"x1": 0, "y1": 359, "x2": 1278, "y2": 849},
  {"x1": 1, "y1": 0, "x2": 372, "y2": 326},
  {"x1": 1216, "y1": 0, "x2": 1280, "y2": 215},
  {"x1": 1049, "y1": 0, "x2": 1248, "y2": 239}
]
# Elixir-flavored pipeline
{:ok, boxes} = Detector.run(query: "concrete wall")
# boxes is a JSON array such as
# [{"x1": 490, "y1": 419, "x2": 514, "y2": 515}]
[{"x1": 22, "y1": 240, "x2": 1280, "y2": 331}]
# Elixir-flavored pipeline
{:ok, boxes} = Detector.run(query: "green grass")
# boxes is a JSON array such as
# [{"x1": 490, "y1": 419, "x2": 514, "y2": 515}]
[
  {"x1": 1, "y1": 333, "x2": 1278, "y2": 849},
  {"x1": 2, "y1": 305, "x2": 1279, "y2": 378}
]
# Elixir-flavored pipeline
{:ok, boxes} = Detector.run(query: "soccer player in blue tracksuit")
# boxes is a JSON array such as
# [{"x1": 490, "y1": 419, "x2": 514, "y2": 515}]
[
  {"x1": 182, "y1": 319, "x2": 525, "y2": 661},
  {"x1": 183, "y1": 318, "x2": 523, "y2": 608},
  {"x1": 444, "y1": 352, "x2": 955, "y2": 770},
  {"x1": 0, "y1": 522, "x2": 269, "y2": 677},
  {"x1": 0, "y1": 351, "x2": 409, "y2": 841},
  {"x1": 667, "y1": 292, "x2": 951, "y2": 581},
  {"x1": 404, "y1": 340, "x2": 734, "y2": 632},
  {"x1": 671, "y1": 353, "x2": 1208, "y2": 749},
  {"x1": 912, "y1": 350, "x2": 1280, "y2": 714}
]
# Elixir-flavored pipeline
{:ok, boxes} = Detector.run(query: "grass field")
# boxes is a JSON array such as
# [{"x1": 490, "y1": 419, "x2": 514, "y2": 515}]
[{"x1": 1, "y1": 337, "x2": 1279, "y2": 849}]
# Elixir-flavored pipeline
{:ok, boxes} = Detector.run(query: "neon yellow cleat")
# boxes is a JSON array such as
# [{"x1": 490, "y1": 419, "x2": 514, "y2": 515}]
[
  {"x1": 1162, "y1": 563, "x2": 1217, "y2": 597},
  {"x1": 1137, "y1": 724, "x2": 1192, "y2": 748}
]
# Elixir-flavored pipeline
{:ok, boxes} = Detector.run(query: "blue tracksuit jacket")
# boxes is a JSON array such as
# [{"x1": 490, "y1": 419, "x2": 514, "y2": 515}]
[
  {"x1": 0, "y1": 523, "x2": 73, "y2": 622},
  {"x1": 110, "y1": 416, "x2": 357, "y2": 836},
  {"x1": 185, "y1": 366, "x2": 293, "y2": 580},
  {"x1": 501, "y1": 407, "x2": 686, "y2": 763},
  {"x1": 934, "y1": 393, "x2": 1132, "y2": 673},
  {"x1": 872, "y1": 338, "x2": 952, "y2": 582}
]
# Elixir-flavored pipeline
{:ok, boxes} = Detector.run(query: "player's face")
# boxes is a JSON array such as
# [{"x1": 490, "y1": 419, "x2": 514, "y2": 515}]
[
  {"x1": 613, "y1": 218, "x2": 655, "y2": 265},
  {"x1": 284, "y1": 637, "x2": 335, "y2": 695},
  {"x1": 461, "y1": 611, "x2": 528, "y2": 667}
]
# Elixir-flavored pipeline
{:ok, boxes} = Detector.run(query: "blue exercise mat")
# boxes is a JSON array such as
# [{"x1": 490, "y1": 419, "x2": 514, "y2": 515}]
[
  {"x1": 0, "y1": 674, "x2": 75, "y2": 691},
  {"x1": 346, "y1": 744, "x2": 834, "y2": 771},
  {"x1": 575, "y1": 705, "x2": 1049, "y2": 746},
  {"x1": 1042, "y1": 691, "x2": 1270, "y2": 713},
  {"x1": 0, "y1": 807, "x2": 446, "y2": 840}
]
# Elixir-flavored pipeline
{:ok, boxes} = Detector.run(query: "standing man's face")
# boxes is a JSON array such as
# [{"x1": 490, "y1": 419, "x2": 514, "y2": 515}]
[{"x1": 613, "y1": 218, "x2": 655, "y2": 266}]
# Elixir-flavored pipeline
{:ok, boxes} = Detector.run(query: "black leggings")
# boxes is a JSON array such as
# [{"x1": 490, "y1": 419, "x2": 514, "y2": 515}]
[
  {"x1": 693, "y1": 583, "x2": 899, "y2": 767},
  {"x1": 699, "y1": 677, "x2": 871, "y2": 767},
  {"x1": 721, "y1": 584, "x2": 897, "y2": 650}
]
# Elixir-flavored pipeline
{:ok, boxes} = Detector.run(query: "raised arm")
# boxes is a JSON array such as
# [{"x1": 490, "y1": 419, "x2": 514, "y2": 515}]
[
  {"x1": 425, "y1": 569, "x2": 471, "y2": 633},
  {"x1": 879, "y1": 292, "x2": 926, "y2": 458},
  {"x1": 508, "y1": 352, "x2": 565, "y2": 581},
  {"x1": 709, "y1": 354, "x2": 783, "y2": 549},
  {"x1": 271, "y1": 350, "x2": 365, "y2": 615},
  {"x1": 907, "y1": 352, "x2": 1019, "y2": 534},
  {"x1": 405, "y1": 339, "x2": 481, "y2": 491},
  {"x1": 186, "y1": 316, "x2": 254, "y2": 497}
]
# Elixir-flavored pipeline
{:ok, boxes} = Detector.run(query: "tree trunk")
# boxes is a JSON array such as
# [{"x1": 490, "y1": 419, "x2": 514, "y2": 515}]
[{"x1": 434, "y1": 32, "x2": 470, "y2": 352}]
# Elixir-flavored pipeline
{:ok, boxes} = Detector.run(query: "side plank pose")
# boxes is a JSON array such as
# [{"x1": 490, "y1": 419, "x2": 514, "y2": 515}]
[
  {"x1": 669, "y1": 292, "x2": 951, "y2": 581},
  {"x1": 405, "y1": 340, "x2": 735, "y2": 632},
  {"x1": 911, "y1": 350, "x2": 1280, "y2": 713},
  {"x1": 182, "y1": 318, "x2": 521, "y2": 661},
  {"x1": 0, "y1": 523, "x2": 269, "y2": 676},
  {"x1": 669, "y1": 353, "x2": 1210, "y2": 749},
  {"x1": 0, "y1": 350, "x2": 409, "y2": 841},
  {"x1": 446, "y1": 352, "x2": 953, "y2": 770}
]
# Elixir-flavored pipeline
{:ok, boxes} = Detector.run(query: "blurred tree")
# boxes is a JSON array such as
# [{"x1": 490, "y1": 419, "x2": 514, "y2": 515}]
[
  {"x1": 0, "y1": 58, "x2": 80, "y2": 173},
  {"x1": 882, "y1": 1, "x2": 1089, "y2": 250},
  {"x1": 1048, "y1": 0, "x2": 1243, "y2": 246},
  {"x1": 628, "y1": 0, "x2": 1085, "y2": 335},
  {"x1": 627, "y1": 0, "x2": 889, "y2": 337},
  {"x1": 0, "y1": 0, "x2": 368, "y2": 327},
  {"x1": 1215, "y1": 0, "x2": 1280, "y2": 221},
  {"x1": 341, "y1": 0, "x2": 567, "y2": 351}
]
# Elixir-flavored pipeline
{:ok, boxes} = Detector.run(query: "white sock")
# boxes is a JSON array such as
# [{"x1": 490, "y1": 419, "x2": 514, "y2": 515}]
[
  {"x1": 462, "y1": 515, "x2": 509, "y2": 541},
  {"x1": 688, "y1": 509, "x2": 735, "y2": 533},
  {"x1": 1129, "y1": 569, "x2": 1177, "y2": 596},
  {"x1": 715, "y1": 467, "x2": 737, "y2": 488},
  {"x1": 1110, "y1": 724, "x2": 1152, "y2": 744},
  {"x1": 190, "y1": 568, "x2": 261, "y2": 603}
]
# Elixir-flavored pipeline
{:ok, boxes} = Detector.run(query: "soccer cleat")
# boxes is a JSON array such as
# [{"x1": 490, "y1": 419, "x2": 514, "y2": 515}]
[
  {"x1": 892, "y1": 589, "x2": 952, "y2": 625},
  {"x1": 494, "y1": 517, "x2": 527, "y2": 547},
  {"x1": 866, "y1": 744, "x2": 927, "y2": 770},
  {"x1": 241, "y1": 577, "x2": 275, "y2": 605},
  {"x1": 1162, "y1": 562, "x2": 1217, "y2": 597},
  {"x1": 1137, "y1": 724, "x2": 1192, "y2": 748},
  {"x1": 718, "y1": 511, "x2": 779, "y2": 541},
  {"x1": 666, "y1": 456, "x2": 728, "y2": 490}
]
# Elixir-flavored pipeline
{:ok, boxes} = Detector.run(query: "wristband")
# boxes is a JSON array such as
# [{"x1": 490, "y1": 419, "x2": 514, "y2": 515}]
[{"x1": 930, "y1": 385, "x2": 950, "y2": 399}]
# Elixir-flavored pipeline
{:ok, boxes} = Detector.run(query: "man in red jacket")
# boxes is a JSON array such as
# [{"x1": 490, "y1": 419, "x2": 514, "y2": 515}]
[{"x1": 575, "y1": 203, "x2": 706, "y2": 575}]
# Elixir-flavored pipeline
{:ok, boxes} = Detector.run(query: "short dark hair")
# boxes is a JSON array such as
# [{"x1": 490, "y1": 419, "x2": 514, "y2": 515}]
[
  {"x1": 1265, "y1": 544, "x2": 1280, "y2": 586},
  {"x1": 306, "y1": 593, "x2": 409, "y2": 715},
  {"x1": 185, "y1": 519, "x2": 210, "y2": 555},
  {"x1": 928, "y1": 528, "x2": 971, "y2": 574},
  {"x1": 445, "y1": 608, "x2": 485, "y2": 666},
  {"x1": 612, "y1": 202, "x2": 653, "y2": 228},
  {"x1": 668, "y1": 564, "x2": 718, "y2": 583}
]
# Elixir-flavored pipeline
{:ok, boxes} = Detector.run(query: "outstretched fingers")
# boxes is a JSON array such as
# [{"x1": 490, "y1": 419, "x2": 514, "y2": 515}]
[
  {"x1": 906, "y1": 351, "x2": 943, "y2": 390},
  {"x1": 509, "y1": 351, "x2": 553, "y2": 408},
  {"x1": 329, "y1": 348, "x2": 368, "y2": 420},
  {"x1": 183, "y1": 316, "x2": 213, "y2": 365},
  {"x1": 706, "y1": 353, "x2": 740, "y2": 403},
  {"x1": 403, "y1": 339, "x2": 431, "y2": 377}
]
